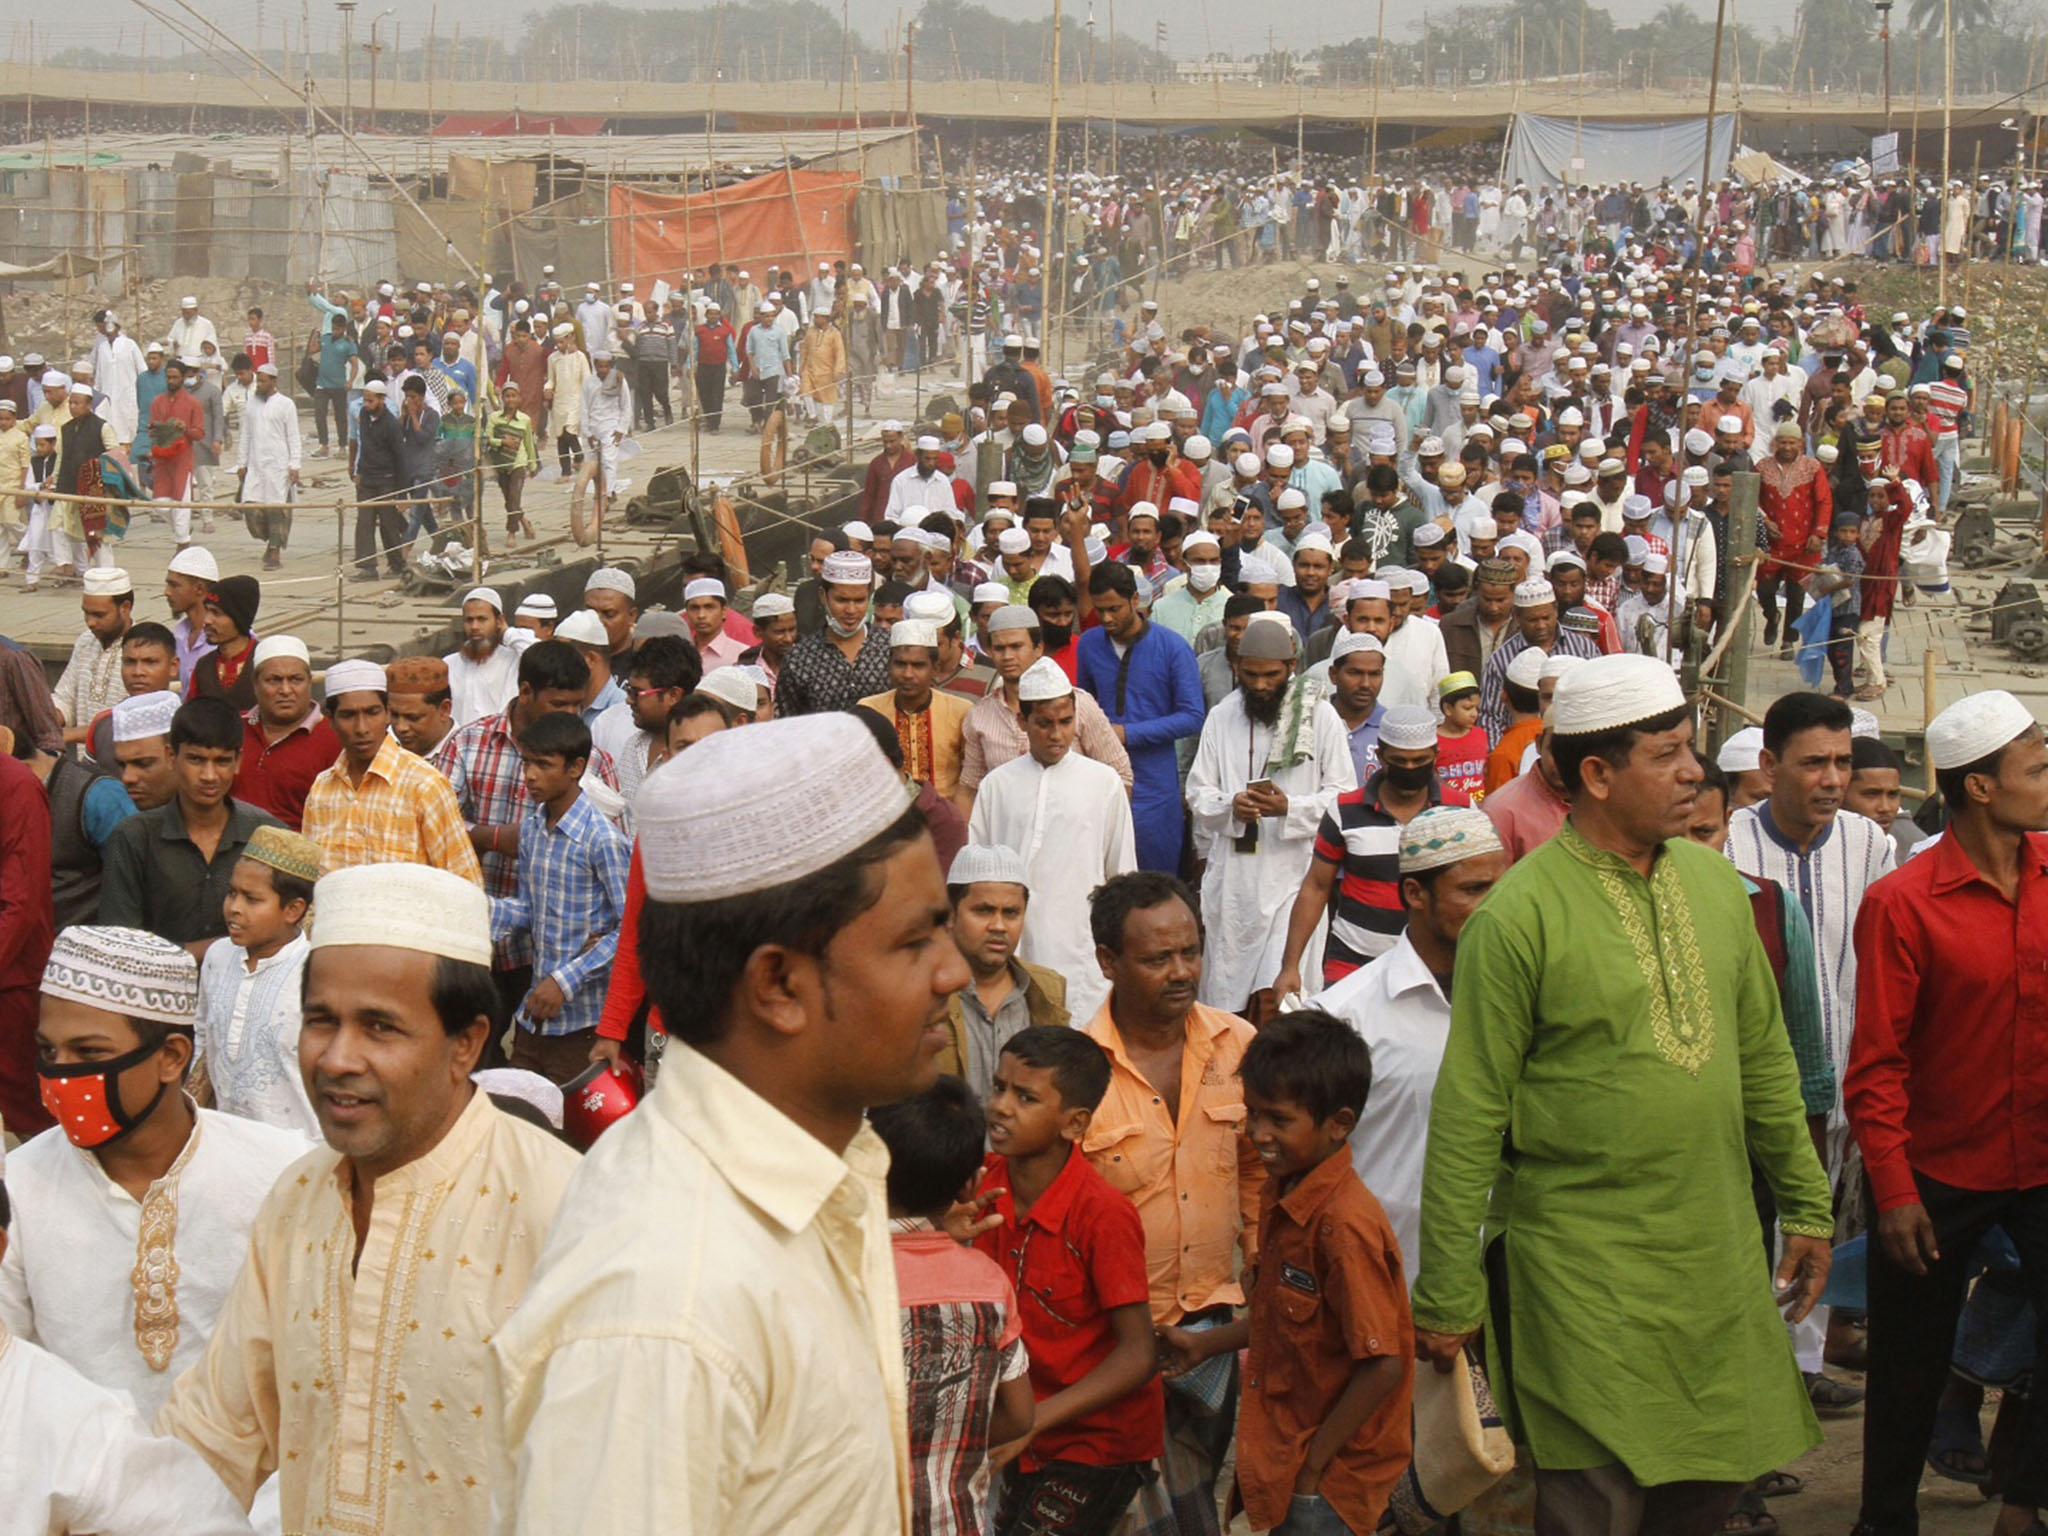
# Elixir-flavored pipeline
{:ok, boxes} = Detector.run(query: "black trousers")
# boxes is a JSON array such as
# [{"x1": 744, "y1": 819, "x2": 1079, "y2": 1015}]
[
  {"x1": 634, "y1": 359, "x2": 672, "y2": 429},
  {"x1": 695, "y1": 365, "x2": 727, "y2": 431},
  {"x1": 555, "y1": 430, "x2": 582, "y2": 478},
  {"x1": 1758, "y1": 572, "x2": 1806, "y2": 641},
  {"x1": 994, "y1": 1462, "x2": 1148, "y2": 1536},
  {"x1": 1859, "y1": 1173, "x2": 2048, "y2": 1531},
  {"x1": 352, "y1": 482, "x2": 406, "y2": 574}
]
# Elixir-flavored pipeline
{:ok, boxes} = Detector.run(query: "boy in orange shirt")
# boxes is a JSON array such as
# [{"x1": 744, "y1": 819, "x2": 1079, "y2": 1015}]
[{"x1": 1161, "y1": 1011, "x2": 1413, "y2": 1534}]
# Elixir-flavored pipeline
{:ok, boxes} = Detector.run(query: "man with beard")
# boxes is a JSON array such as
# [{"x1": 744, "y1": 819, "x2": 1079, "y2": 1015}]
[
  {"x1": 443, "y1": 587, "x2": 521, "y2": 728},
  {"x1": 231, "y1": 636, "x2": 340, "y2": 832},
  {"x1": 884, "y1": 434, "x2": 960, "y2": 521},
  {"x1": 860, "y1": 421, "x2": 914, "y2": 525},
  {"x1": 1274, "y1": 704, "x2": 1446, "y2": 1000},
  {"x1": 146, "y1": 361, "x2": 207, "y2": 539},
  {"x1": 967, "y1": 658, "x2": 1135, "y2": 1025},
  {"x1": 54, "y1": 570, "x2": 134, "y2": 750},
  {"x1": 1185, "y1": 614, "x2": 1356, "y2": 1015},
  {"x1": 777, "y1": 552, "x2": 892, "y2": 717}
]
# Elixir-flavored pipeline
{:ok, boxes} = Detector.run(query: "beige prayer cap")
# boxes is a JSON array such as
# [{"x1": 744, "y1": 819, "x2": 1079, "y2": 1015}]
[{"x1": 309, "y1": 864, "x2": 492, "y2": 966}]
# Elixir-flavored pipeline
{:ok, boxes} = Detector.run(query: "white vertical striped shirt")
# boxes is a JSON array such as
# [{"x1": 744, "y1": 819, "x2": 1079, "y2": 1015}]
[{"x1": 1727, "y1": 803, "x2": 1896, "y2": 1117}]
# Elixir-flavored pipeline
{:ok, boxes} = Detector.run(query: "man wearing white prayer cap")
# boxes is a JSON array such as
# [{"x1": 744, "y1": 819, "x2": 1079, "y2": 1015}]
[
  {"x1": 1714, "y1": 724, "x2": 1770, "y2": 809},
  {"x1": 858, "y1": 618, "x2": 972, "y2": 800},
  {"x1": 109, "y1": 689, "x2": 185, "y2": 810},
  {"x1": 1277, "y1": 687, "x2": 1444, "y2": 1000},
  {"x1": 229, "y1": 634, "x2": 335, "y2": 831},
  {"x1": 14, "y1": 919, "x2": 308, "y2": 1471},
  {"x1": 1477, "y1": 570, "x2": 1597, "y2": 746},
  {"x1": 1313, "y1": 803, "x2": 1509, "y2": 1283},
  {"x1": 53, "y1": 568, "x2": 135, "y2": 748},
  {"x1": 1416, "y1": 654, "x2": 1834, "y2": 1533},
  {"x1": 495, "y1": 713, "x2": 968, "y2": 1533},
  {"x1": 581, "y1": 568, "x2": 640, "y2": 685},
  {"x1": 931, "y1": 842, "x2": 1073, "y2": 1101},
  {"x1": 299, "y1": 659, "x2": 483, "y2": 884},
  {"x1": 1186, "y1": 605, "x2": 1357, "y2": 1013},
  {"x1": 682, "y1": 576, "x2": 748, "y2": 672},
  {"x1": 159, "y1": 862, "x2": 581, "y2": 1536},
  {"x1": 1843, "y1": 689, "x2": 2047, "y2": 1536},
  {"x1": 164, "y1": 546, "x2": 221, "y2": 690},
  {"x1": 777, "y1": 551, "x2": 892, "y2": 717},
  {"x1": 444, "y1": 585, "x2": 521, "y2": 728},
  {"x1": 885, "y1": 433, "x2": 960, "y2": 522},
  {"x1": 966, "y1": 655, "x2": 1136, "y2": 1024}
]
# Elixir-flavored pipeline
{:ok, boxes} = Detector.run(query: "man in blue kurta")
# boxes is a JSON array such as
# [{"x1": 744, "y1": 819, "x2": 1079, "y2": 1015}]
[
  {"x1": 1076, "y1": 562, "x2": 1207, "y2": 873},
  {"x1": 1412, "y1": 654, "x2": 1835, "y2": 1535}
]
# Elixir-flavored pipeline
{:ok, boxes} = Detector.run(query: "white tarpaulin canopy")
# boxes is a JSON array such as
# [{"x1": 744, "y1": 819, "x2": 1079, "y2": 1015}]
[
  {"x1": 1503, "y1": 113, "x2": 1737, "y2": 189},
  {"x1": 1730, "y1": 148, "x2": 1810, "y2": 186}
]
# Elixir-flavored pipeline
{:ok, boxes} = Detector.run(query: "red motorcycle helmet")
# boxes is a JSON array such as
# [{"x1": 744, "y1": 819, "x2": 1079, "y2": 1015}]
[{"x1": 561, "y1": 1057, "x2": 644, "y2": 1150}]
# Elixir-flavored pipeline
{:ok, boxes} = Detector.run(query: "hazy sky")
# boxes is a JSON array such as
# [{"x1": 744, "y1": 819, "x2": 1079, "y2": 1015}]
[{"x1": 49, "y1": 0, "x2": 1736, "y2": 69}]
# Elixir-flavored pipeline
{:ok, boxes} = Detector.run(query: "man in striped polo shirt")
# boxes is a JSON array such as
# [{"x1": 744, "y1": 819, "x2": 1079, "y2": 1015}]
[{"x1": 1274, "y1": 704, "x2": 1445, "y2": 1000}]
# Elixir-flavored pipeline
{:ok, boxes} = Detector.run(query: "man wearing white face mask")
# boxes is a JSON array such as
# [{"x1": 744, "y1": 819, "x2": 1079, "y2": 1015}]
[{"x1": 1152, "y1": 529, "x2": 1231, "y2": 643}]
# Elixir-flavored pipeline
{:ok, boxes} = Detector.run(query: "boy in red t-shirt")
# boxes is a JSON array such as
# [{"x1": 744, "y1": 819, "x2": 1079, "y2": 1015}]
[
  {"x1": 975, "y1": 1026, "x2": 1163, "y2": 1535},
  {"x1": 873, "y1": 1077, "x2": 1037, "y2": 1536},
  {"x1": 1433, "y1": 671, "x2": 1488, "y2": 807},
  {"x1": 1160, "y1": 1011, "x2": 1414, "y2": 1536}
]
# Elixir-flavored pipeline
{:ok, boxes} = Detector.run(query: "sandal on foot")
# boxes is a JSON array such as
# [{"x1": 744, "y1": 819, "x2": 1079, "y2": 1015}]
[
  {"x1": 1756, "y1": 1470, "x2": 1804, "y2": 1498},
  {"x1": 1926, "y1": 1403, "x2": 1992, "y2": 1488}
]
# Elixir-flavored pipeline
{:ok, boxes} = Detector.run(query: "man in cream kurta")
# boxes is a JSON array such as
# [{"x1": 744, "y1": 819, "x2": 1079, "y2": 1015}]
[
  {"x1": 155, "y1": 863, "x2": 580, "y2": 1536},
  {"x1": 966, "y1": 658, "x2": 1136, "y2": 1023}
]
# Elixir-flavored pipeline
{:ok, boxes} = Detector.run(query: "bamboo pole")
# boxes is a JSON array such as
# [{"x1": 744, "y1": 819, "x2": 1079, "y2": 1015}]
[
  {"x1": 1939, "y1": 0, "x2": 1953, "y2": 307},
  {"x1": 1045, "y1": 0, "x2": 1064, "y2": 381}
]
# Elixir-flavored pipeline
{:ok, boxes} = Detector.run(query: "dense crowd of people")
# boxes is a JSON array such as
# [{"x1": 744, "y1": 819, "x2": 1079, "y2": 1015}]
[{"x1": 0, "y1": 152, "x2": 2042, "y2": 1536}]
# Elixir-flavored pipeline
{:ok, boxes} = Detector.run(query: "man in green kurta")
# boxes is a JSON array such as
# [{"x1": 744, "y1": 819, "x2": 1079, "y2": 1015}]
[{"x1": 1411, "y1": 653, "x2": 1835, "y2": 1536}]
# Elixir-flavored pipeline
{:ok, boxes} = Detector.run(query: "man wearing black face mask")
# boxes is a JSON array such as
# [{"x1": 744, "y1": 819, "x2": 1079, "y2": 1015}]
[
  {"x1": 3, "y1": 925, "x2": 308, "y2": 1422},
  {"x1": 1026, "y1": 573, "x2": 1083, "y2": 674},
  {"x1": 1273, "y1": 705, "x2": 1444, "y2": 1001}
]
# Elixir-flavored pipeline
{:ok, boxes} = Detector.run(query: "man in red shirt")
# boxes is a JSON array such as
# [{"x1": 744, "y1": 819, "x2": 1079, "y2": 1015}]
[
  {"x1": 1878, "y1": 391, "x2": 1937, "y2": 493},
  {"x1": 1118, "y1": 422, "x2": 1201, "y2": 514},
  {"x1": 691, "y1": 303, "x2": 737, "y2": 432},
  {"x1": 859, "y1": 420, "x2": 914, "y2": 525},
  {"x1": 231, "y1": 636, "x2": 341, "y2": 831},
  {"x1": 149, "y1": 358, "x2": 207, "y2": 502},
  {"x1": 1845, "y1": 690, "x2": 2048, "y2": 1536}
]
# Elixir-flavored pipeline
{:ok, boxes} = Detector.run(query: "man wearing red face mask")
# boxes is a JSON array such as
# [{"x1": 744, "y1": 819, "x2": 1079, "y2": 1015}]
[{"x1": 0, "y1": 926, "x2": 308, "y2": 1422}]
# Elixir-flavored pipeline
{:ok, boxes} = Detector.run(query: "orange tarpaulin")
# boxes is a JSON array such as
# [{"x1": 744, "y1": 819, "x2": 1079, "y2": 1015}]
[{"x1": 609, "y1": 170, "x2": 861, "y2": 289}]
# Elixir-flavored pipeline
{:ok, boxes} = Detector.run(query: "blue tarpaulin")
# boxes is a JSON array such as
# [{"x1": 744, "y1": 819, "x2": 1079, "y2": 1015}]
[{"x1": 1503, "y1": 113, "x2": 1737, "y2": 189}]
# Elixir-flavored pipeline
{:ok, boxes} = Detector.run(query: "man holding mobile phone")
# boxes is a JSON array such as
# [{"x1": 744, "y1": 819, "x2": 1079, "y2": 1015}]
[{"x1": 1184, "y1": 612, "x2": 1357, "y2": 1021}]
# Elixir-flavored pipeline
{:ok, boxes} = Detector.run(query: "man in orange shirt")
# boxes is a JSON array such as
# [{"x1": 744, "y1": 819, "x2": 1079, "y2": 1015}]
[{"x1": 1082, "y1": 870, "x2": 1263, "y2": 1536}]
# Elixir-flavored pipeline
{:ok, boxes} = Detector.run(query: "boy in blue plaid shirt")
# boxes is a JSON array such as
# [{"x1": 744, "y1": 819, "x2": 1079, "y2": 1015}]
[
  {"x1": 488, "y1": 710, "x2": 631, "y2": 1080},
  {"x1": 1810, "y1": 510, "x2": 1865, "y2": 699}
]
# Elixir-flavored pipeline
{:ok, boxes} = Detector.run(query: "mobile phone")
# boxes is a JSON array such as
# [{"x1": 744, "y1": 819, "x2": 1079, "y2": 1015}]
[{"x1": 1246, "y1": 778, "x2": 1275, "y2": 796}]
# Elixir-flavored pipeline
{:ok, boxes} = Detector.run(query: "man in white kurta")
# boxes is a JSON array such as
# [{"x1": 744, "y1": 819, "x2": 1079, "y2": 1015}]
[
  {"x1": 1312, "y1": 805, "x2": 1506, "y2": 1285},
  {"x1": 155, "y1": 864, "x2": 581, "y2": 1536},
  {"x1": 1379, "y1": 597, "x2": 1451, "y2": 709},
  {"x1": 1, "y1": 925, "x2": 311, "y2": 1422},
  {"x1": 1185, "y1": 616, "x2": 1356, "y2": 1010},
  {"x1": 966, "y1": 658, "x2": 1136, "y2": 1023},
  {"x1": 92, "y1": 320, "x2": 147, "y2": 443},
  {"x1": 0, "y1": 1312, "x2": 256, "y2": 1535},
  {"x1": 232, "y1": 366, "x2": 303, "y2": 505},
  {"x1": 0, "y1": 1101, "x2": 309, "y2": 1418}
]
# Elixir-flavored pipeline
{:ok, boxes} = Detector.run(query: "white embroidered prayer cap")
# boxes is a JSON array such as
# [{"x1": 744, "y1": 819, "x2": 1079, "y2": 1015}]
[
  {"x1": 166, "y1": 546, "x2": 219, "y2": 582},
  {"x1": 635, "y1": 714, "x2": 913, "y2": 902},
  {"x1": 1549, "y1": 653, "x2": 1687, "y2": 737},
  {"x1": 684, "y1": 578, "x2": 728, "y2": 603},
  {"x1": 584, "y1": 566, "x2": 637, "y2": 600},
  {"x1": 1379, "y1": 706, "x2": 1438, "y2": 751},
  {"x1": 1540, "y1": 652, "x2": 1586, "y2": 685},
  {"x1": 463, "y1": 585, "x2": 505, "y2": 613},
  {"x1": 82, "y1": 567, "x2": 131, "y2": 597},
  {"x1": 554, "y1": 610, "x2": 610, "y2": 648},
  {"x1": 695, "y1": 669, "x2": 761, "y2": 713},
  {"x1": 823, "y1": 552, "x2": 874, "y2": 585},
  {"x1": 752, "y1": 593, "x2": 797, "y2": 619},
  {"x1": 1506, "y1": 647, "x2": 1547, "y2": 690},
  {"x1": 949, "y1": 844, "x2": 1030, "y2": 890},
  {"x1": 310, "y1": 864, "x2": 492, "y2": 966},
  {"x1": 1016, "y1": 658, "x2": 1073, "y2": 701},
  {"x1": 904, "y1": 591, "x2": 956, "y2": 625},
  {"x1": 1330, "y1": 632, "x2": 1384, "y2": 665},
  {"x1": 41, "y1": 926, "x2": 198, "y2": 1026},
  {"x1": 110, "y1": 690, "x2": 183, "y2": 743}
]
